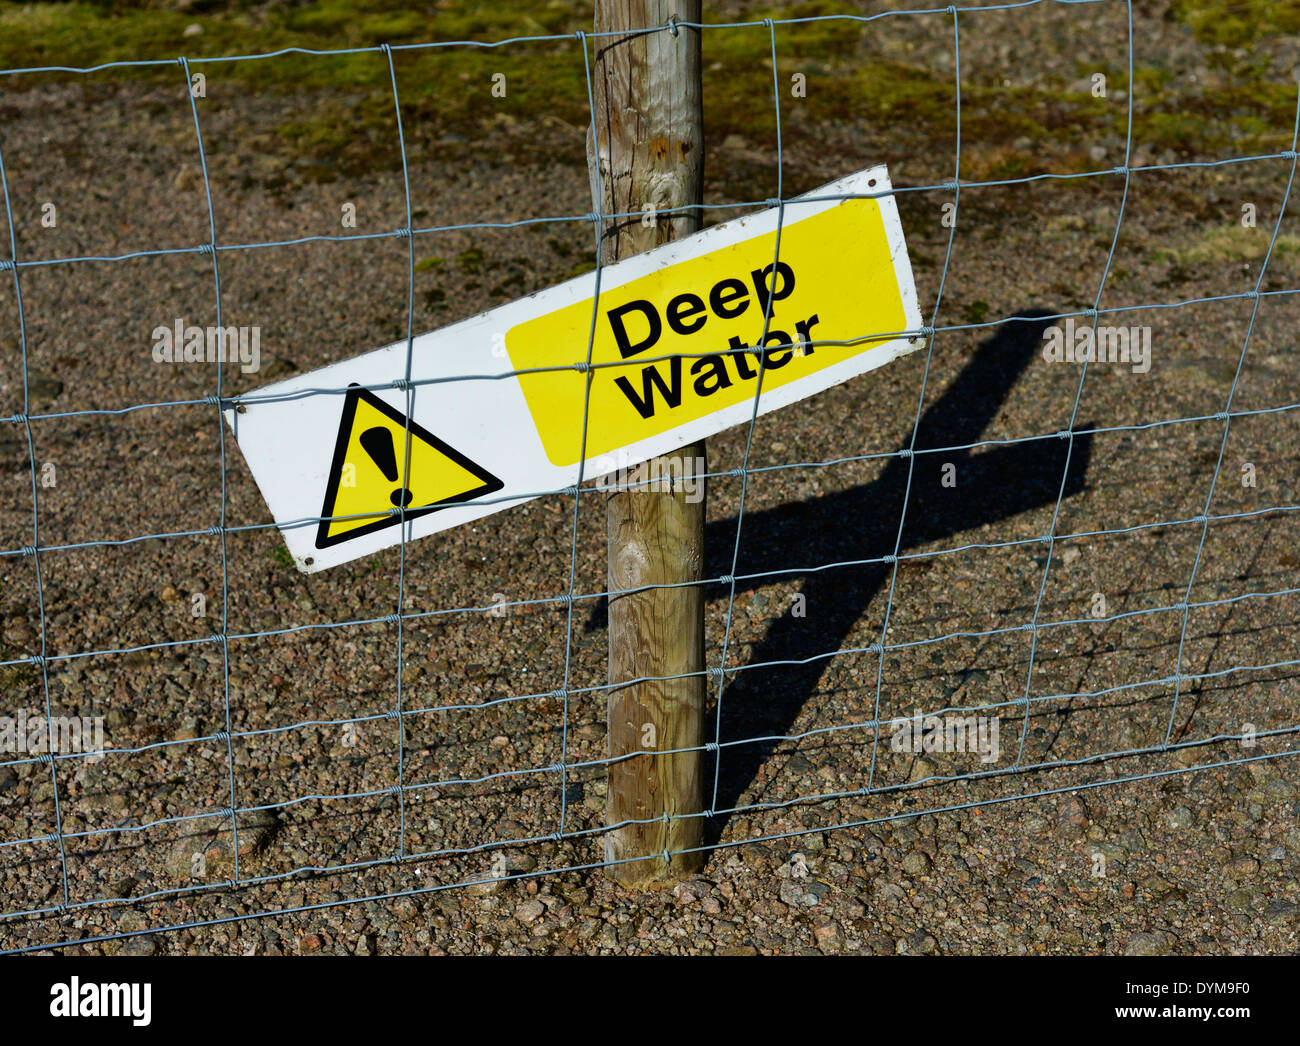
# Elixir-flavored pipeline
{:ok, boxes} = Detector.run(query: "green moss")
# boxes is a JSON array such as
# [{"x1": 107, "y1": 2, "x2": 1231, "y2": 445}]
[
  {"x1": 415, "y1": 255, "x2": 445, "y2": 271},
  {"x1": 457, "y1": 247, "x2": 485, "y2": 273},
  {"x1": 1169, "y1": 0, "x2": 1300, "y2": 50},
  {"x1": 1, "y1": 0, "x2": 1295, "y2": 191},
  {"x1": 1154, "y1": 226, "x2": 1300, "y2": 267},
  {"x1": 0, "y1": 662, "x2": 36, "y2": 691}
]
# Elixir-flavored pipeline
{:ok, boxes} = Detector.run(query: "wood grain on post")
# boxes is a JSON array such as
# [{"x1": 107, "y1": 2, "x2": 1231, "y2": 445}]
[{"x1": 589, "y1": 0, "x2": 707, "y2": 888}]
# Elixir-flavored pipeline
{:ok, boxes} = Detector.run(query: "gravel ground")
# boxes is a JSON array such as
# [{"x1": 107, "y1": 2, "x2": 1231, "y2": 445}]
[{"x1": 0, "y1": 1, "x2": 1298, "y2": 954}]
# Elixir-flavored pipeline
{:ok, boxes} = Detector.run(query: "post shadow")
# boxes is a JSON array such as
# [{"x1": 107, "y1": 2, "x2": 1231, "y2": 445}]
[{"x1": 587, "y1": 311, "x2": 1093, "y2": 843}]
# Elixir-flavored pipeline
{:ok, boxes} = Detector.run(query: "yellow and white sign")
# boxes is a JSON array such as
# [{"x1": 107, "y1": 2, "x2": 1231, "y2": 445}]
[{"x1": 227, "y1": 165, "x2": 922, "y2": 572}]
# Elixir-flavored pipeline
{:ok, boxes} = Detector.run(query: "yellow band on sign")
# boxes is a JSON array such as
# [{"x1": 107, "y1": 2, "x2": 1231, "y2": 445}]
[{"x1": 505, "y1": 196, "x2": 906, "y2": 467}]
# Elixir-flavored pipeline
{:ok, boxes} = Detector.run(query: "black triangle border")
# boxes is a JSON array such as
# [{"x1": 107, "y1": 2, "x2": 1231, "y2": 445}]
[{"x1": 315, "y1": 383, "x2": 504, "y2": 550}]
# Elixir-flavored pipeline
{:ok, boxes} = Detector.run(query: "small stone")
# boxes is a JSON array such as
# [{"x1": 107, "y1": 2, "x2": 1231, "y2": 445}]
[
  {"x1": 467, "y1": 876, "x2": 504, "y2": 897},
  {"x1": 1165, "y1": 805, "x2": 1194, "y2": 830},
  {"x1": 1124, "y1": 931, "x2": 1171, "y2": 956},
  {"x1": 1058, "y1": 794, "x2": 1089, "y2": 829},
  {"x1": 1226, "y1": 856, "x2": 1259, "y2": 880},
  {"x1": 183, "y1": 23, "x2": 203, "y2": 37},
  {"x1": 671, "y1": 879, "x2": 709, "y2": 903},
  {"x1": 517, "y1": 899, "x2": 545, "y2": 924},
  {"x1": 908, "y1": 756, "x2": 939, "y2": 783},
  {"x1": 299, "y1": 933, "x2": 323, "y2": 954},
  {"x1": 504, "y1": 852, "x2": 537, "y2": 875},
  {"x1": 813, "y1": 920, "x2": 840, "y2": 944},
  {"x1": 163, "y1": 807, "x2": 278, "y2": 880},
  {"x1": 902, "y1": 851, "x2": 931, "y2": 876}
]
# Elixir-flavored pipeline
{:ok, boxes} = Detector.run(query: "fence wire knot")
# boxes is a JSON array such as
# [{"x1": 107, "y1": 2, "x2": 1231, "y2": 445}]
[
  {"x1": 28, "y1": 654, "x2": 45, "y2": 668},
  {"x1": 20, "y1": 545, "x2": 37, "y2": 557},
  {"x1": 0, "y1": 260, "x2": 14, "y2": 271}
]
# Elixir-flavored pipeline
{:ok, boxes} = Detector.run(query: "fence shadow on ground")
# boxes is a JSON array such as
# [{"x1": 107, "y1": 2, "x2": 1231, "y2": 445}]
[
  {"x1": 586, "y1": 311, "x2": 1094, "y2": 845},
  {"x1": 699, "y1": 311, "x2": 1093, "y2": 841}
]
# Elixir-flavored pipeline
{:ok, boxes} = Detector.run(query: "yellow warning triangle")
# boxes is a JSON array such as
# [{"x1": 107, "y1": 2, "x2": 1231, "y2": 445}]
[{"x1": 315, "y1": 385, "x2": 503, "y2": 549}]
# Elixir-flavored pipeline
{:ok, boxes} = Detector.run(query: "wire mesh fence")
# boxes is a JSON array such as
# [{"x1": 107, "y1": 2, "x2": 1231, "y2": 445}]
[{"x1": 1, "y1": 0, "x2": 1299, "y2": 952}]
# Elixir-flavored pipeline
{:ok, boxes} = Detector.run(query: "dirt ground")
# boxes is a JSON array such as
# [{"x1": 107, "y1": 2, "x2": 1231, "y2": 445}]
[{"x1": 0, "y1": 0, "x2": 1298, "y2": 954}]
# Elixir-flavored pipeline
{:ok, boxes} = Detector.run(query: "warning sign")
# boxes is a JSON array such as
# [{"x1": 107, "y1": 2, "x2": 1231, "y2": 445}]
[
  {"x1": 315, "y1": 384, "x2": 503, "y2": 548},
  {"x1": 226, "y1": 165, "x2": 922, "y2": 572},
  {"x1": 507, "y1": 196, "x2": 905, "y2": 466}
]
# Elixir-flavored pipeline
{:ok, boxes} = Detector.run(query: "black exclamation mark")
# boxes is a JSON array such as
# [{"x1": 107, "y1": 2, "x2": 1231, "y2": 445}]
[{"x1": 359, "y1": 427, "x2": 414, "y2": 508}]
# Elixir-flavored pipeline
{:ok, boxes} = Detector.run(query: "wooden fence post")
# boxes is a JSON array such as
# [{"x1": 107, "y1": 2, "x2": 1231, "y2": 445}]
[{"x1": 588, "y1": 0, "x2": 707, "y2": 888}]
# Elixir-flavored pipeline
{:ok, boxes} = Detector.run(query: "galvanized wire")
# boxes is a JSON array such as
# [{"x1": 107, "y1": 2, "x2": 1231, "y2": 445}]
[{"x1": 1, "y1": 0, "x2": 1298, "y2": 952}]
